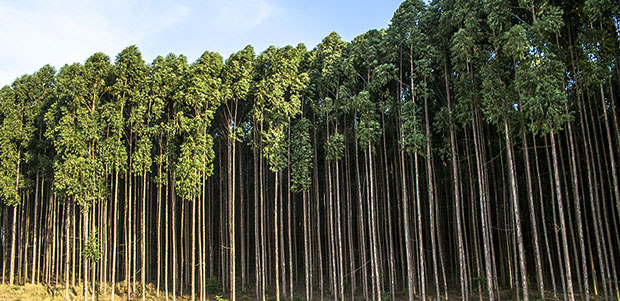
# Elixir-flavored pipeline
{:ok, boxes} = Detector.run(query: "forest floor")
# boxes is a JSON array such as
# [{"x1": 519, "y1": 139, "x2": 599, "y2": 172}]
[
  {"x1": 0, "y1": 283, "x2": 608, "y2": 300},
  {"x1": 0, "y1": 282, "x2": 200, "y2": 300}
]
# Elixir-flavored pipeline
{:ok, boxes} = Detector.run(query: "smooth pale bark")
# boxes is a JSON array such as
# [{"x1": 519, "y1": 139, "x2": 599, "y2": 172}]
[
  {"x1": 521, "y1": 132, "x2": 545, "y2": 299},
  {"x1": 599, "y1": 83, "x2": 620, "y2": 239},
  {"x1": 399, "y1": 144, "x2": 414, "y2": 301},
  {"x1": 312, "y1": 115, "x2": 324, "y2": 300},
  {"x1": 274, "y1": 171, "x2": 280, "y2": 301},
  {"x1": 367, "y1": 143, "x2": 381, "y2": 301},
  {"x1": 287, "y1": 125, "x2": 293, "y2": 300},
  {"x1": 230, "y1": 134, "x2": 236, "y2": 301},
  {"x1": 30, "y1": 173, "x2": 39, "y2": 285},
  {"x1": 192, "y1": 196, "x2": 196, "y2": 301},
  {"x1": 303, "y1": 190, "x2": 310, "y2": 301},
  {"x1": 253, "y1": 126, "x2": 261, "y2": 300},
  {"x1": 83, "y1": 211, "x2": 89, "y2": 301},
  {"x1": 111, "y1": 171, "x2": 119, "y2": 301},
  {"x1": 380, "y1": 112, "x2": 395, "y2": 301},
  {"x1": 503, "y1": 120, "x2": 529, "y2": 301},
  {"x1": 172, "y1": 172, "x2": 177, "y2": 301},
  {"x1": 353, "y1": 119, "x2": 368, "y2": 301},
  {"x1": 142, "y1": 172, "x2": 147, "y2": 301},
  {"x1": 9, "y1": 156, "x2": 21, "y2": 287},
  {"x1": 550, "y1": 132, "x2": 575, "y2": 301},
  {"x1": 64, "y1": 203, "x2": 70, "y2": 299}
]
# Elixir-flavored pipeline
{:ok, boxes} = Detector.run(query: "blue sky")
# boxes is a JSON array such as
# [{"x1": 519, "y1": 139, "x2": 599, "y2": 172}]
[{"x1": 0, "y1": 0, "x2": 403, "y2": 86}]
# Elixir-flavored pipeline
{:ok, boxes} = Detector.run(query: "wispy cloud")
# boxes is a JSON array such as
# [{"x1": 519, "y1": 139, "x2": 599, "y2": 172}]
[
  {"x1": 206, "y1": 0, "x2": 282, "y2": 30},
  {"x1": 0, "y1": 0, "x2": 190, "y2": 85}
]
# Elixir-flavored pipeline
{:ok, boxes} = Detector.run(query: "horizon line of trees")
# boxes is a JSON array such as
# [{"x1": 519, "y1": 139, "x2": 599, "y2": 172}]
[{"x1": 1, "y1": 0, "x2": 620, "y2": 300}]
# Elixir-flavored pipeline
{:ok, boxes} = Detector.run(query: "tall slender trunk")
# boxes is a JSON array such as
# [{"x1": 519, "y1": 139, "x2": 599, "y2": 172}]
[
  {"x1": 335, "y1": 156, "x2": 345, "y2": 301},
  {"x1": 599, "y1": 83, "x2": 620, "y2": 236},
  {"x1": 260, "y1": 119, "x2": 267, "y2": 301},
  {"x1": 521, "y1": 132, "x2": 545, "y2": 299},
  {"x1": 141, "y1": 171, "x2": 147, "y2": 301},
  {"x1": 367, "y1": 143, "x2": 381, "y2": 301},
  {"x1": 165, "y1": 168, "x2": 170, "y2": 300},
  {"x1": 172, "y1": 172, "x2": 177, "y2": 301},
  {"x1": 111, "y1": 171, "x2": 119, "y2": 301},
  {"x1": 192, "y1": 196, "x2": 196, "y2": 301},
  {"x1": 231, "y1": 124, "x2": 236, "y2": 301},
  {"x1": 64, "y1": 203, "x2": 70, "y2": 299},
  {"x1": 380, "y1": 111, "x2": 395, "y2": 301},
  {"x1": 287, "y1": 125, "x2": 294, "y2": 300},
  {"x1": 504, "y1": 120, "x2": 529, "y2": 300},
  {"x1": 303, "y1": 189, "x2": 310, "y2": 301},
  {"x1": 312, "y1": 114, "x2": 323, "y2": 300},
  {"x1": 83, "y1": 210, "x2": 89, "y2": 301},
  {"x1": 31, "y1": 173, "x2": 40, "y2": 284},
  {"x1": 275, "y1": 170, "x2": 280, "y2": 301},
  {"x1": 399, "y1": 143, "x2": 414, "y2": 301},
  {"x1": 550, "y1": 132, "x2": 575, "y2": 301},
  {"x1": 9, "y1": 150, "x2": 21, "y2": 287},
  {"x1": 353, "y1": 118, "x2": 368, "y2": 301},
  {"x1": 253, "y1": 125, "x2": 261, "y2": 300}
]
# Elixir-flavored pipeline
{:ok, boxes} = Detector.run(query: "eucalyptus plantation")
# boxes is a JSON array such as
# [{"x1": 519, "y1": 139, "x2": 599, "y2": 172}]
[{"x1": 1, "y1": 1, "x2": 620, "y2": 300}]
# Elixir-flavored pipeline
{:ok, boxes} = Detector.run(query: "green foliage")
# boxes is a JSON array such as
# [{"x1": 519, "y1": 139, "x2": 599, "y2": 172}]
[
  {"x1": 223, "y1": 45, "x2": 254, "y2": 106},
  {"x1": 353, "y1": 91, "x2": 381, "y2": 148},
  {"x1": 206, "y1": 277, "x2": 221, "y2": 294},
  {"x1": 0, "y1": 81, "x2": 31, "y2": 206},
  {"x1": 174, "y1": 51, "x2": 221, "y2": 201},
  {"x1": 400, "y1": 100, "x2": 425, "y2": 155},
  {"x1": 82, "y1": 228, "x2": 102, "y2": 262},
  {"x1": 516, "y1": 55, "x2": 570, "y2": 135},
  {"x1": 47, "y1": 54, "x2": 110, "y2": 209},
  {"x1": 480, "y1": 58, "x2": 515, "y2": 127},
  {"x1": 254, "y1": 44, "x2": 308, "y2": 173},
  {"x1": 381, "y1": 291, "x2": 392, "y2": 301},
  {"x1": 262, "y1": 126, "x2": 288, "y2": 172},
  {"x1": 290, "y1": 118, "x2": 313, "y2": 192},
  {"x1": 325, "y1": 133, "x2": 345, "y2": 161}
]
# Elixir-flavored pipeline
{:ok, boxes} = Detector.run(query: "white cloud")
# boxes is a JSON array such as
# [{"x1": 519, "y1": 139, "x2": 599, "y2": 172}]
[
  {"x1": 207, "y1": 0, "x2": 281, "y2": 30},
  {"x1": 0, "y1": 0, "x2": 190, "y2": 86}
]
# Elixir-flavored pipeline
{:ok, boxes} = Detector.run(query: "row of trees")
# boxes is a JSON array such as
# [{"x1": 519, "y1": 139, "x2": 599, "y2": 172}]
[{"x1": 1, "y1": 0, "x2": 619, "y2": 300}]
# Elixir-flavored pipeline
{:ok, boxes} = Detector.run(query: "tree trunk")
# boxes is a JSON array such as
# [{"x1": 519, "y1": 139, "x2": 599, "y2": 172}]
[
  {"x1": 275, "y1": 170, "x2": 280, "y2": 301},
  {"x1": 550, "y1": 132, "x2": 575, "y2": 301},
  {"x1": 521, "y1": 131, "x2": 545, "y2": 299},
  {"x1": 503, "y1": 120, "x2": 529, "y2": 301}
]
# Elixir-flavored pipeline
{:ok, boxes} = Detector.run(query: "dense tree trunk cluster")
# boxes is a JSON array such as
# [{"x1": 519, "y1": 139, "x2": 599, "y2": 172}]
[{"x1": 0, "y1": 0, "x2": 619, "y2": 300}]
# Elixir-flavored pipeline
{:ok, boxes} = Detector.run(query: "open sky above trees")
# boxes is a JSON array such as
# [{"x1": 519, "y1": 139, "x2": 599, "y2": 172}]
[{"x1": 0, "y1": 0, "x2": 403, "y2": 86}]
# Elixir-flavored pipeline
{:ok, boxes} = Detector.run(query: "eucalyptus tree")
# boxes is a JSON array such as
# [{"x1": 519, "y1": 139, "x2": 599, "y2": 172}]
[
  {"x1": 221, "y1": 45, "x2": 254, "y2": 300},
  {"x1": 582, "y1": 0, "x2": 620, "y2": 250},
  {"x1": 175, "y1": 50, "x2": 222, "y2": 301},
  {"x1": 347, "y1": 28, "x2": 395, "y2": 301},
  {"x1": 449, "y1": 0, "x2": 494, "y2": 297},
  {"x1": 111, "y1": 45, "x2": 149, "y2": 298},
  {"x1": 307, "y1": 32, "x2": 347, "y2": 300},
  {"x1": 254, "y1": 44, "x2": 307, "y2": 301},
  {"x1": 478, "y1": 1, "x2": 556, "y2": 299},
  {"x1": 149, "y1": 53, "x2": 188, "y2": 298},
  {"x1": 510, "y1": 2, "x2": 574, "y2": 299},
  {"x1": 389, "y1": 2, "x2": 444, "y2": 299},
  {"x1": 130, "y1": 69, "x2": 152, "y2": 301},
  {"x1": 46, "y1": 52, "x2": 111, "y2": 300},
  {"x1": 0, "y1": 74, "x2": 37, "y2": 286},
  {"x1": 0, "y1": 68, "x2": 56, "y2": 287},
  {"x1": 290, "y1": 117, "x2": 313, "y2": 300},
  {"x1": 24, "y1": 65, "x2": 56, "y2": 285},
  {"x1": 577, "y1": 3, "x2": 620, "y2": 297},
  {"x1": 99, "y1": 82, "x2": 127, "y2": 301}
]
